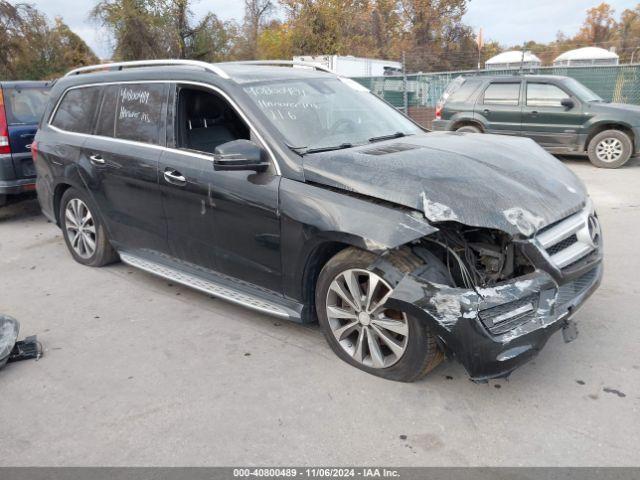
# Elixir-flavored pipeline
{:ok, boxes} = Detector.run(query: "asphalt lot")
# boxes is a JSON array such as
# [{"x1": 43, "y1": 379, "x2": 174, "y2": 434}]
[{"x1": 1, "y1": 156, "x2": 639, "y2": 467}]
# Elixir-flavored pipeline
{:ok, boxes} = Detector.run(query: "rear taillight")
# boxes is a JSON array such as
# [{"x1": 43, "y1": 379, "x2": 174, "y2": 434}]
[
  {"x1": 0, "y1": 89, "x2": 10, "y2": 155},
  {"x1": 435, "y1": 103, "x2": 442, "y2": 120},
  {"x1": 31, "y1": 140, "x2": 38, "y2": 162}
]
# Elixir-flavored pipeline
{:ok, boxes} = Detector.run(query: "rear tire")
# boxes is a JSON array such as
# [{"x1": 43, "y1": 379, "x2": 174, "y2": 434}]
[
  {"x1": 59, "y1": 188, "x2": 119, "y2": 267},
  {"x1": 587, "y1": 129, "x2": 632, "y2": 168},
  {"x1": 456, "y1": 125, "x2": 481, "y2": 134},
  {"x1": 316, "y1": 247, "x2": 444, "y2": 382}
]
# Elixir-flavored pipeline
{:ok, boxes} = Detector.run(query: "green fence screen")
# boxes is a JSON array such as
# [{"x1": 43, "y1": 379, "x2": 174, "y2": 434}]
[{"x1": 353, "y1": 64, "x2": 640, "y2": 128}]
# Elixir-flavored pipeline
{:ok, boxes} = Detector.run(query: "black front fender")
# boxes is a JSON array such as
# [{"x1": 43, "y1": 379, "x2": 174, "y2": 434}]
[{"x1": 279, "y1": 178, "x2": 437, "y2": 301}]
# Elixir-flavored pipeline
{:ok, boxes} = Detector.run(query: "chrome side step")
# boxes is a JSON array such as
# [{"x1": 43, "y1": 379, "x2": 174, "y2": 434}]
[{"x1": 119, "y1": 251, "x2": 291, "y2": 319}]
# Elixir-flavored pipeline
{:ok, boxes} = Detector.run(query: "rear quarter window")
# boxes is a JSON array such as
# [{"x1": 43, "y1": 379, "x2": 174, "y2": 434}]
[
  {"x1": 447, "y1": 79, "x2": 482, "y2": 103},
  {"x1": 51, "y1": 87, "x2": 101, "y2": 134},
  {"x1": 4, "y1": 86, "x2": 50, "y2": 125}
]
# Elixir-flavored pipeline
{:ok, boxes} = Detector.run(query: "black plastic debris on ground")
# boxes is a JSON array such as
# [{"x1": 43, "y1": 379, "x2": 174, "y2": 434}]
[
  {"x1": 9, "y1": 335, "x2": 42, "y2": 363},
  {"x1": 0, "y1": 315, "x2": 42, "y2": 370}
]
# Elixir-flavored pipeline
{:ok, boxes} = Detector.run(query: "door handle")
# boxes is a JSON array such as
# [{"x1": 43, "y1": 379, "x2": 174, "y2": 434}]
[
  {"x1": 483, "y1": 109, "x2": 490, "y2": 115},
  {"x1": 163, "y1": 168, "x2": 187, "y2": 186},
  {"x1": 89, "y1": 154, "x2": 105, "y2": 165},
  {"x1": 530, "y1": 111, "x2": 539, "y2": 116}
]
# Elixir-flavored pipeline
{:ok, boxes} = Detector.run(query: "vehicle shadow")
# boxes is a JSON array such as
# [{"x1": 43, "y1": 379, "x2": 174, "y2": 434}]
[
  {"x1": 556, "y1": 154, "x2": 640, "y2": 168},
  {"x1": 0, "y1": 193, "x2": 42, "y2": 223}
]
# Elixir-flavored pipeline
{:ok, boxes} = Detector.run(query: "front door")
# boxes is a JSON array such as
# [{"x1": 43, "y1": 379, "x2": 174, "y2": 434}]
[
  {"x1": 476, "y1": 81, "x2": 522, "y2": 136},
  {"x1": 160, "y1": 84, "x2": 282, "y2": 292},
  {"x1": 79, "y1": 83, "x2": 170, "y2": 253},
  {"x1": 521, "y1": 81, "x2": 586, "y2": 150}
]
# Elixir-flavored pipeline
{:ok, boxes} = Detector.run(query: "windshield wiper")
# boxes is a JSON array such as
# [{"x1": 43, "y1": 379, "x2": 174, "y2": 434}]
[
  {"x1": 293, "y1": 143, "x2": 355, "y2": 155},
  {"x1": 368, "y1": 131, "x2": 409, "y2": 143}
]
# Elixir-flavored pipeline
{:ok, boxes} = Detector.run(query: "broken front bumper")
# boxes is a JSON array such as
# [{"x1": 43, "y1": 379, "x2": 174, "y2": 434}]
[{"x1": 386, "y1": 261, "x2": 603, "y2": 380}]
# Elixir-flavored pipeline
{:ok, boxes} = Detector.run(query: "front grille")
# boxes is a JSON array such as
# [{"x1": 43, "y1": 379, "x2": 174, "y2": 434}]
[
  {"x1": 479, "y1": 295, "x2": 538, "y2": 335},
  {"x1": 556, "y1": 268, "x2": 598, "y2": 307},
  {"x1": 535, "y1": 206, "x2": 599, "y2": 270},
  {"x1": 546, "y1": 234, "x2": 578, "y2": 256}
]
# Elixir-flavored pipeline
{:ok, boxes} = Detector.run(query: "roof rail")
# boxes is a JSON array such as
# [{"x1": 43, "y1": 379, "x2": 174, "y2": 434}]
[
  {"x1": 64, "y1": 59, "x2": 230, "y2": 79},
  {"x1": 222, "y1": 60, "x2": 335, "y2": 74}
]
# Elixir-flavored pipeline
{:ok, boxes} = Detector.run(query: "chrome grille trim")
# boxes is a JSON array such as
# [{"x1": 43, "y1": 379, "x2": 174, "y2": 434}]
[{"x1": 534, "y1": 200, "x2": 599, "y2": 270}]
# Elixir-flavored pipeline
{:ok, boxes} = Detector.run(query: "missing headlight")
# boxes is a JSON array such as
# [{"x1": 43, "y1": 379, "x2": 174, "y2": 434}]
[{"x1": 417, "y1": 224, "x2": 534, "y2": 289}]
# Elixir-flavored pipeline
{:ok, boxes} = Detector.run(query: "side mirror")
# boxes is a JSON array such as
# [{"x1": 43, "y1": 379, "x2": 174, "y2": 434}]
[
  {"x1": 561, "y1": 98, "x2": 575, "y2": 109},
  {"x1": 213, "y1": 139, "x2": 269, "y2": 172}
]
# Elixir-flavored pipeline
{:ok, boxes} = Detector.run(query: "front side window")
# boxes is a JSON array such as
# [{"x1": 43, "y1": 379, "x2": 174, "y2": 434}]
[
  {"x1": 51, "y1": 87, "x2": 101, "y2": 134},
  {"x1": 175, "y1": 86, "x2": 250, "y2": 154},
  {"x1": 113, "y1": 83, "x2": 167, "y2": 145},
  {"x1": 526, "y1": 83, "x2": 568, "y2": 107},
  {"x1": 483, "y1": 83, "x2": 521, "y2": 106},
  {"x1": 242, "y1": 78, "x2": 421, "y2": 151}
]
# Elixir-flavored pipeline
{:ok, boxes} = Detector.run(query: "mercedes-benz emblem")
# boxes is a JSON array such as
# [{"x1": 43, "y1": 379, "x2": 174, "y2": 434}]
[{"x1": 587, "y1": 215, "x2": 601, "y2": 247}]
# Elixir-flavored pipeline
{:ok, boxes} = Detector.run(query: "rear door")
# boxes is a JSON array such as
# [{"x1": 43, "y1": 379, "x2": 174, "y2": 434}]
[
  {"x1": 521, "y1": 80, "x2": 586, "y2": 150},
  {"x1": 475, "y1": 80, "x2": 522, "y2": 136},
  {"x1": 3, "y1": 83, "x2": 50, "y2": 182},
  {"x1": 50, "y1": 83, "x2": 170, "y2": 254}
]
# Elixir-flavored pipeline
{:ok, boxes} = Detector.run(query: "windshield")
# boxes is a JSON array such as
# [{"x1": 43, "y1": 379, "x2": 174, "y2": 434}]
[
  {"x1": 4, "y1": 86, "x2": 50, "y2": 124},
  {"x1": 564, "y1": 78, "x2": 604, "y2": 103},
  {"x1": 243, "y1": 77, "x2": 421, "y2": 152}
]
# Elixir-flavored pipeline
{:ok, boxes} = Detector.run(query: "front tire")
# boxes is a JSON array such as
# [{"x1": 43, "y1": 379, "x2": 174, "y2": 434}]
[
  {"x1": 59, "y1": 188, "x2": 119, "y2": 267},
  {"x1": 587, "y1": 129, "x2": 632, "y2": 168},
  {"x1": 316, "y1": 248, "x2": 443, "y2": 382}
]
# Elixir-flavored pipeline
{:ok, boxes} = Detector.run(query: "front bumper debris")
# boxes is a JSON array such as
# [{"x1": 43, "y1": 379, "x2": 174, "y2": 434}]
[{"x1": 386, "y1": 262, "x2": 603, "y2": 380}]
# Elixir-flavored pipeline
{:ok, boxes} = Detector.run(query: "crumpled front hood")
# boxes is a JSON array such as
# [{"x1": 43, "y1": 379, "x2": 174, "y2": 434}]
[{"x1": 302, "y1": 132, "x2": 588, "y2": 237}]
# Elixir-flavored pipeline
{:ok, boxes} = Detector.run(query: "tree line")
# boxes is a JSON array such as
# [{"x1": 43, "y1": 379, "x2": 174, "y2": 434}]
[
  {"x1": 0, "y1": 0, "x2": 639, "y2": 81},
  {"x1": 0, "y1": 1, "x2": 98, "y2": 80}
]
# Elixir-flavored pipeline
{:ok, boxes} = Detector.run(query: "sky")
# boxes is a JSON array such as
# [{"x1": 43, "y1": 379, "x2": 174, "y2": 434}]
[{"x1": 26, "y1": 0, "x2": 637, "y2": 60}]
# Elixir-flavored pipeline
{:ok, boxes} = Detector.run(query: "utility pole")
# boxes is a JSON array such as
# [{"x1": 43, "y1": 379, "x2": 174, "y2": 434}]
[
  {"x1": 519, "y1": 47, "x2": 525, "y2": 74},
  {"x1": 476, "y1": 28, "x2": 484, "y2": 71},
  {"x1": 402, "y1": 51, "x2": 408, "y2": 114}
]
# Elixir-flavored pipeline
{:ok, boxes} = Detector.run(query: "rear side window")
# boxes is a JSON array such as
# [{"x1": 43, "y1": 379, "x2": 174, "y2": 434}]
[
  {"x1": 51, "y1": 87, "x2": 101, "y2": 134},
  {"x1": 526, "y1": 83, "x2": 567, "y2": 107},
  {"x1": 4, "y1": 86, "x2": 49, "y2": 125},
  {"x1": 95, "y1": 86, "x2": 118, "y2": 138},
  {"x1": 447, "y1": 79, "x2": 482, "y2": 103},
  {"x1": 113, "y1": 84, "x2": 167, "y2": 145},
  {"x1": 483, "y1": 83, "x2": 521, "y2": 106}
]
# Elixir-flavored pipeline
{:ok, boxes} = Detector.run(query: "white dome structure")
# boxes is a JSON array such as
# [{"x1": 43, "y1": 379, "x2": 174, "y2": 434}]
[
  {"x1": 485, "y1": 51, "x2": 541, "y2": 70},
  {"x1": 553, "y1": 47, "x2": 619, "y2": 67}
]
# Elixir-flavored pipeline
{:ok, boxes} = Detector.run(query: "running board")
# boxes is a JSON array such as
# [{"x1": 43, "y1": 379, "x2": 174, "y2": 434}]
[{"x1": 119, "y1": 251, "x2": 291, "y2": 319}]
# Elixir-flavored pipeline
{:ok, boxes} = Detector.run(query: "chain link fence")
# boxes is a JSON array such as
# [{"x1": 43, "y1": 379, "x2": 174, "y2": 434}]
[{"x1": 353, "y1": 64, "x2": 640, "y2": 129}]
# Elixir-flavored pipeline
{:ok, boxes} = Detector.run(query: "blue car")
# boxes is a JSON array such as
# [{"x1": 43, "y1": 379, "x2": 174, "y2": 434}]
[{"x1": 0, "y1": 81, "x2": 51, "y2": 206}]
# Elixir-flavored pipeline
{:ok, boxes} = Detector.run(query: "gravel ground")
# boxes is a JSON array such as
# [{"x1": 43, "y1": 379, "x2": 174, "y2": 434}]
[{"x1": 0, "y1": 156, "x2": 639, "y2": 466}]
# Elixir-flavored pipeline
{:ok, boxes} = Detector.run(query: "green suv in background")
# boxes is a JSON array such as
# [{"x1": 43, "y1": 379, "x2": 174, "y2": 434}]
[{"x1": 432, "y1": 75, "x2": 640, "y2": 168}]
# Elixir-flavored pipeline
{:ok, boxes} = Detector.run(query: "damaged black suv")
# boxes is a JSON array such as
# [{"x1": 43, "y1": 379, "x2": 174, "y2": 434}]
[{"x1": 34, "y1": 60, "x2": 603, "y2": 382}]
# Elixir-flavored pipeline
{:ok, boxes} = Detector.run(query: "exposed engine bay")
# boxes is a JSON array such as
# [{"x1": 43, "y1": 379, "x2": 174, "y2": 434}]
[{"x1": 413, "y1": 224, "x2": 535, "y2": 289}]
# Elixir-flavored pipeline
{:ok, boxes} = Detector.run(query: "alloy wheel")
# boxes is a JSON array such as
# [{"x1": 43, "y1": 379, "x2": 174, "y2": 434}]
[
  {"x1": 325, "y1": 268, "x2": 409, "y2": 369},
  {"x1": 596, "y1": 138, "x2": 624, "y2": 163},
  {"x1": 65, "y1": 198, "x2": 97, "y2": 259}
]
